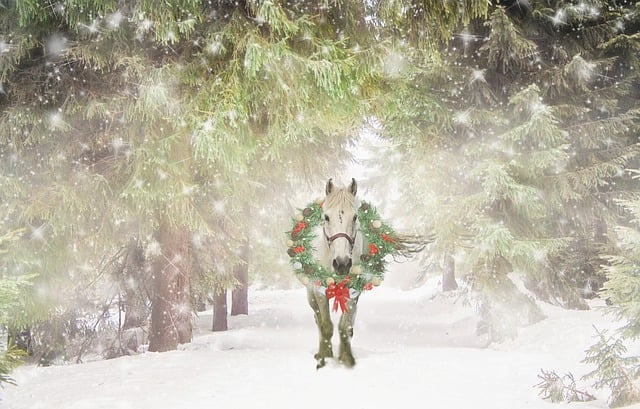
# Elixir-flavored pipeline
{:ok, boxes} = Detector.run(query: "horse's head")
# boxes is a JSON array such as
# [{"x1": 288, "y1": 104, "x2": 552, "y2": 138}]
[{"x1": 322, "y1": 178, "x2": 358, "y2": 275}]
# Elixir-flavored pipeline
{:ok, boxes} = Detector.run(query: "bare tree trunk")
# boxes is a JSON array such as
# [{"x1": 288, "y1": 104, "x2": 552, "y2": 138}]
[
  {"x1": 212, "y1": 285, "x2": 228, "y2": 331},
  {"x1": 148, "y1": 221, "x2": 192, "y2": 352},
  {"x1": 231, "y1": 242, "x2": 249, "y2": 316},
  {"x1": 442, "y1": 250, "x2": 458, "y2": 292}
]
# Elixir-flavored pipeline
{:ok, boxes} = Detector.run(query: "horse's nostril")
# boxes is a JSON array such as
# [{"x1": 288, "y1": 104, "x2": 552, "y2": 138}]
[{"x1": 332, "y1": 257, "x2": 352, "y2": 274}]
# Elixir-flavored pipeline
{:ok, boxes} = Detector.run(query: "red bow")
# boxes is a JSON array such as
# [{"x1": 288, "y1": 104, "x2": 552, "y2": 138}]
[{"x1": 326, "y1": 279, "x2": 350, "y2": 313}]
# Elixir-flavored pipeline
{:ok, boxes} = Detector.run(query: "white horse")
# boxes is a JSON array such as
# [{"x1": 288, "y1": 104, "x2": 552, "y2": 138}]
[{"x1": 307, "y1": 178, "x2": 363, "y2": 368}]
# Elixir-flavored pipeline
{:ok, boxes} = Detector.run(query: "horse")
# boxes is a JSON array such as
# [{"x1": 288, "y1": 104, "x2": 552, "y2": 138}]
[{"x1": 306, "y1": 178, "x2": 363, "y2": 368}]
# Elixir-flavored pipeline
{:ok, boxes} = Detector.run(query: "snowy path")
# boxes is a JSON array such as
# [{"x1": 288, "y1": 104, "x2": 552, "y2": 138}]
[{"x1": 2, "y1": 282, "x2": 639, "y2": 409}]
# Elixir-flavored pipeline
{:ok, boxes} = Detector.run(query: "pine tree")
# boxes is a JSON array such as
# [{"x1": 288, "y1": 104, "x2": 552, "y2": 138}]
[
  {"x1": 364, "y1": 0, "x2": 640, "y2": 341},
  {"x1": 0, "y1": 229, "x2": 30, "y2": 384},
  {"x1": 536, "y1": 170, "x2": 640, "y2": 408},
  {"x1": 0, "y1": 0, "x2": 486, "y2": 359},
  {"x1": 600, "y1": 170, "x2": 640, "y2": 338},
  {"x1": 582, "y1": 327, "x2": 640, "y2": 408}
]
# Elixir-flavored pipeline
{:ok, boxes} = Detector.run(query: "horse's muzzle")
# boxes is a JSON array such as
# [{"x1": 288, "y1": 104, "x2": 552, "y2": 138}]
[{"x1": 332, "y1": 257, "x2": 352, "y2": 275}]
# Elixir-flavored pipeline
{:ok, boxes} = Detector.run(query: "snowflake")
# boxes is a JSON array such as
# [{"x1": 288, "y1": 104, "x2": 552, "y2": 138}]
[
  {"x1": 52, "y1": 2, "x2": 65, "y2": 14},
  {"x1": 182, "y1": 184, "x2": 194, "y2": 196},
  {"x1": 383, "y1": 51, "x2": 406, "y2": 78},
  {"x1": 454, "y1": 110, "x2": 471, "y2": 124},
  {"x1": 45, "y1": 34, "x2": 67, "y2": 57},
  {"x1": 460, "y1": 31, "x2": 474, "y2": 47},
  {"x1": 146, "y1": 240, "x2": 162, "y2": 257},
  {"x1": 134, "y1": 179, "x2": 145, "y2": 189},
  {"x1": 139, "y1": 17, "x2": 153, "y2": 32},
  {"x1": 83, "y1": 19, "x2": 101, "y2": 34},
  {"x1": 30, "y1": 224, "x2": 47, "y2": 241},
  {"x1": 550, "y1": 9, "x2": 567, "y2": 26},
  {"x1": 530, "y1": 100, "x2": 548, "y2": 115},
  {"x1": 207, "y1": 40, "x2": 223, "y2": 55},
  {"x1": 112, "y1": 137, "x2": 125, "y2": 155},
  {"x1": 108, "y1": 11, "x2": 124, "y2": 29},
  {"x1": 212, "y1": 200, "x2": 226, "y2": 214},
  {"x1": 533, "y1": 249, "x2": 547, "y2": 263},
  {"x1": 48, "y1": 111, "x2": 64, "y2": 129},
  {"x1": 175, "y1": 302, "x2": 190, "y2": 316},
  {"x1": 471, "y1": 69, "x2": 486, "y2": 82}
]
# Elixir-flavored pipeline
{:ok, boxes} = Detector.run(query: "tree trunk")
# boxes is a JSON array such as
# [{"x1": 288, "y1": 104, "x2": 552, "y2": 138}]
[
  {"x1": 442, "y1": 250, "x2": 458, "y2": 292},
  {"x1": 231, "y1": 242, "x2": 249, "y2": 316},
  {"x1": 122, "y1": 239, "x2": 149, "y2": 330},
  {"x1": 212, "y1": 285, "x2": 228, "y2": 331},
  {"x1": 148, "y1": 221, "x2": 192, "y2": 352}
]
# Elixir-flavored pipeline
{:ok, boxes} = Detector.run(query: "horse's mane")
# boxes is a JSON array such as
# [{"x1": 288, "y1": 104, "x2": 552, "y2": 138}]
[{"x1": 324, "y1": 187, "x2": 356, "y2": 209}]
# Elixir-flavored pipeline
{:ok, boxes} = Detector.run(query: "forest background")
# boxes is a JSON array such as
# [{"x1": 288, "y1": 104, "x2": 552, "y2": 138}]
[{"x1": 0, "y1": 0, "x2": 639, "y2": 404}]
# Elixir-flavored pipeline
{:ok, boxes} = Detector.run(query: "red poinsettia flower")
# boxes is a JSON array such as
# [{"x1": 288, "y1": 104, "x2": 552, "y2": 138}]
[{"x1": 369, "y1": 243, "x2": 379, "y2": 255}]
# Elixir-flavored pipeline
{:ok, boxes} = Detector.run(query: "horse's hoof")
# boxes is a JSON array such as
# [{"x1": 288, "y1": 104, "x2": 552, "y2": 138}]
[
  {"x1": 338, "y1": 356, "x2": 356, "y2": 368},
  {"x1": 316, "y1": 358, "x2": 327, "y2": 369}
]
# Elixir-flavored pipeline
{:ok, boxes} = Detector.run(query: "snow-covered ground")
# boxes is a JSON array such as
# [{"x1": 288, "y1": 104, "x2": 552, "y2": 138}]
[{"x1": 3, "y1": 274, "x2": 639, "y2": 409}]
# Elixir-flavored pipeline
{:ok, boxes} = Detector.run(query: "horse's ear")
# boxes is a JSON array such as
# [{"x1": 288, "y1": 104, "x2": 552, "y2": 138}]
[
  {"x1": 325, "y1": 178, "x2": 334, "y2": 195},
  {"x1": 349, "y1": 178, "x2": 357, "y2": 195}
]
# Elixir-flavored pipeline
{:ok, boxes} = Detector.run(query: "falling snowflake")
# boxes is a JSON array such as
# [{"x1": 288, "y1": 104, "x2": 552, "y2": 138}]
[
  {"x1": 108, "y1": 11, "x2": 124, "y2": 29},
  {"x1": 207, "y1": 40, "x2": 223, "y2": 55},
  {"x1": 550, "y1": 9, "x2": 567, "y2": 26},
  {"x1": 471, "y1": 69, "x2": 486, "y2": 82},
  {"x1": 454, "y1": 110, "x2": 472, "y2": 125},
  {"x1": 383, "y1": 51, "x2": 406, "y2": 78},
  {"x1": 48, "y1": 111, "x2": 64, "y2": 129},
  {"x1": 146, "y1": 240, "x2": 162, "y2": 257},
  {"x1": 30, "y1": 224, "x2": 47, "y2": 241},
  {"x1": 45, "y1": 34, "x2": 67, "y2": 58}
]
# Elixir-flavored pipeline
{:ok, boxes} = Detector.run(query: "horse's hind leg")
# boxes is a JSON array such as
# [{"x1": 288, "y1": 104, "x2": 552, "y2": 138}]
[
  {"x1": 307, "y1": 287, "x2": 333, "y2": 368},
  {"x1": 338, "y1": 295, "x2": 359, "y2": 367}
]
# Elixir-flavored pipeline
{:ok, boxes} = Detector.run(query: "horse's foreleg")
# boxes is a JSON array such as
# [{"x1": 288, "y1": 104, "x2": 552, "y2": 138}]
[
  {"x1": 307, "y1": 287, "x2": 333, "y2": 369},
  {"x1": 338, "y1": 295, "x2": 359, "y2": 367}
]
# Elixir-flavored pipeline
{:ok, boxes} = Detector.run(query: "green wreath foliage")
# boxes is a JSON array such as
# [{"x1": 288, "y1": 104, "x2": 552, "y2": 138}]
[{"x1": 286, "y1": 200, "x2": 400, "y2": 292}]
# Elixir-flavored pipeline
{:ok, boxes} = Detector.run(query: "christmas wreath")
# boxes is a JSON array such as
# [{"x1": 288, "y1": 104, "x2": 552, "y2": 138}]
[{"x1": 286, "y1": 199, "x2": 402, "y2": 311}]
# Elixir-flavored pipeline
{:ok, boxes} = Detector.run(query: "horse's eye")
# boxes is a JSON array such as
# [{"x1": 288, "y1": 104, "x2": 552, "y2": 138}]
[{"x1": 324, "y1": 215, "x2": 330, "y2": 222}]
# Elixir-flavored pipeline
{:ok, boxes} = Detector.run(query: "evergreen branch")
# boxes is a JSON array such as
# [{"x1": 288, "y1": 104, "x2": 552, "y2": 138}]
[
  {"x1": 0, "y1": 345, "x2": 26, "y2": 386},
  {"x1": 536, "y1": 369, "x2": 596, "y2": 403}
]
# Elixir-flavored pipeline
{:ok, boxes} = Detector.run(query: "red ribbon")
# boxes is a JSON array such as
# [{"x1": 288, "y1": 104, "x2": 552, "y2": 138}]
[{"x1": 326, "y1": 279, "x2": 350, "y2": 313}]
